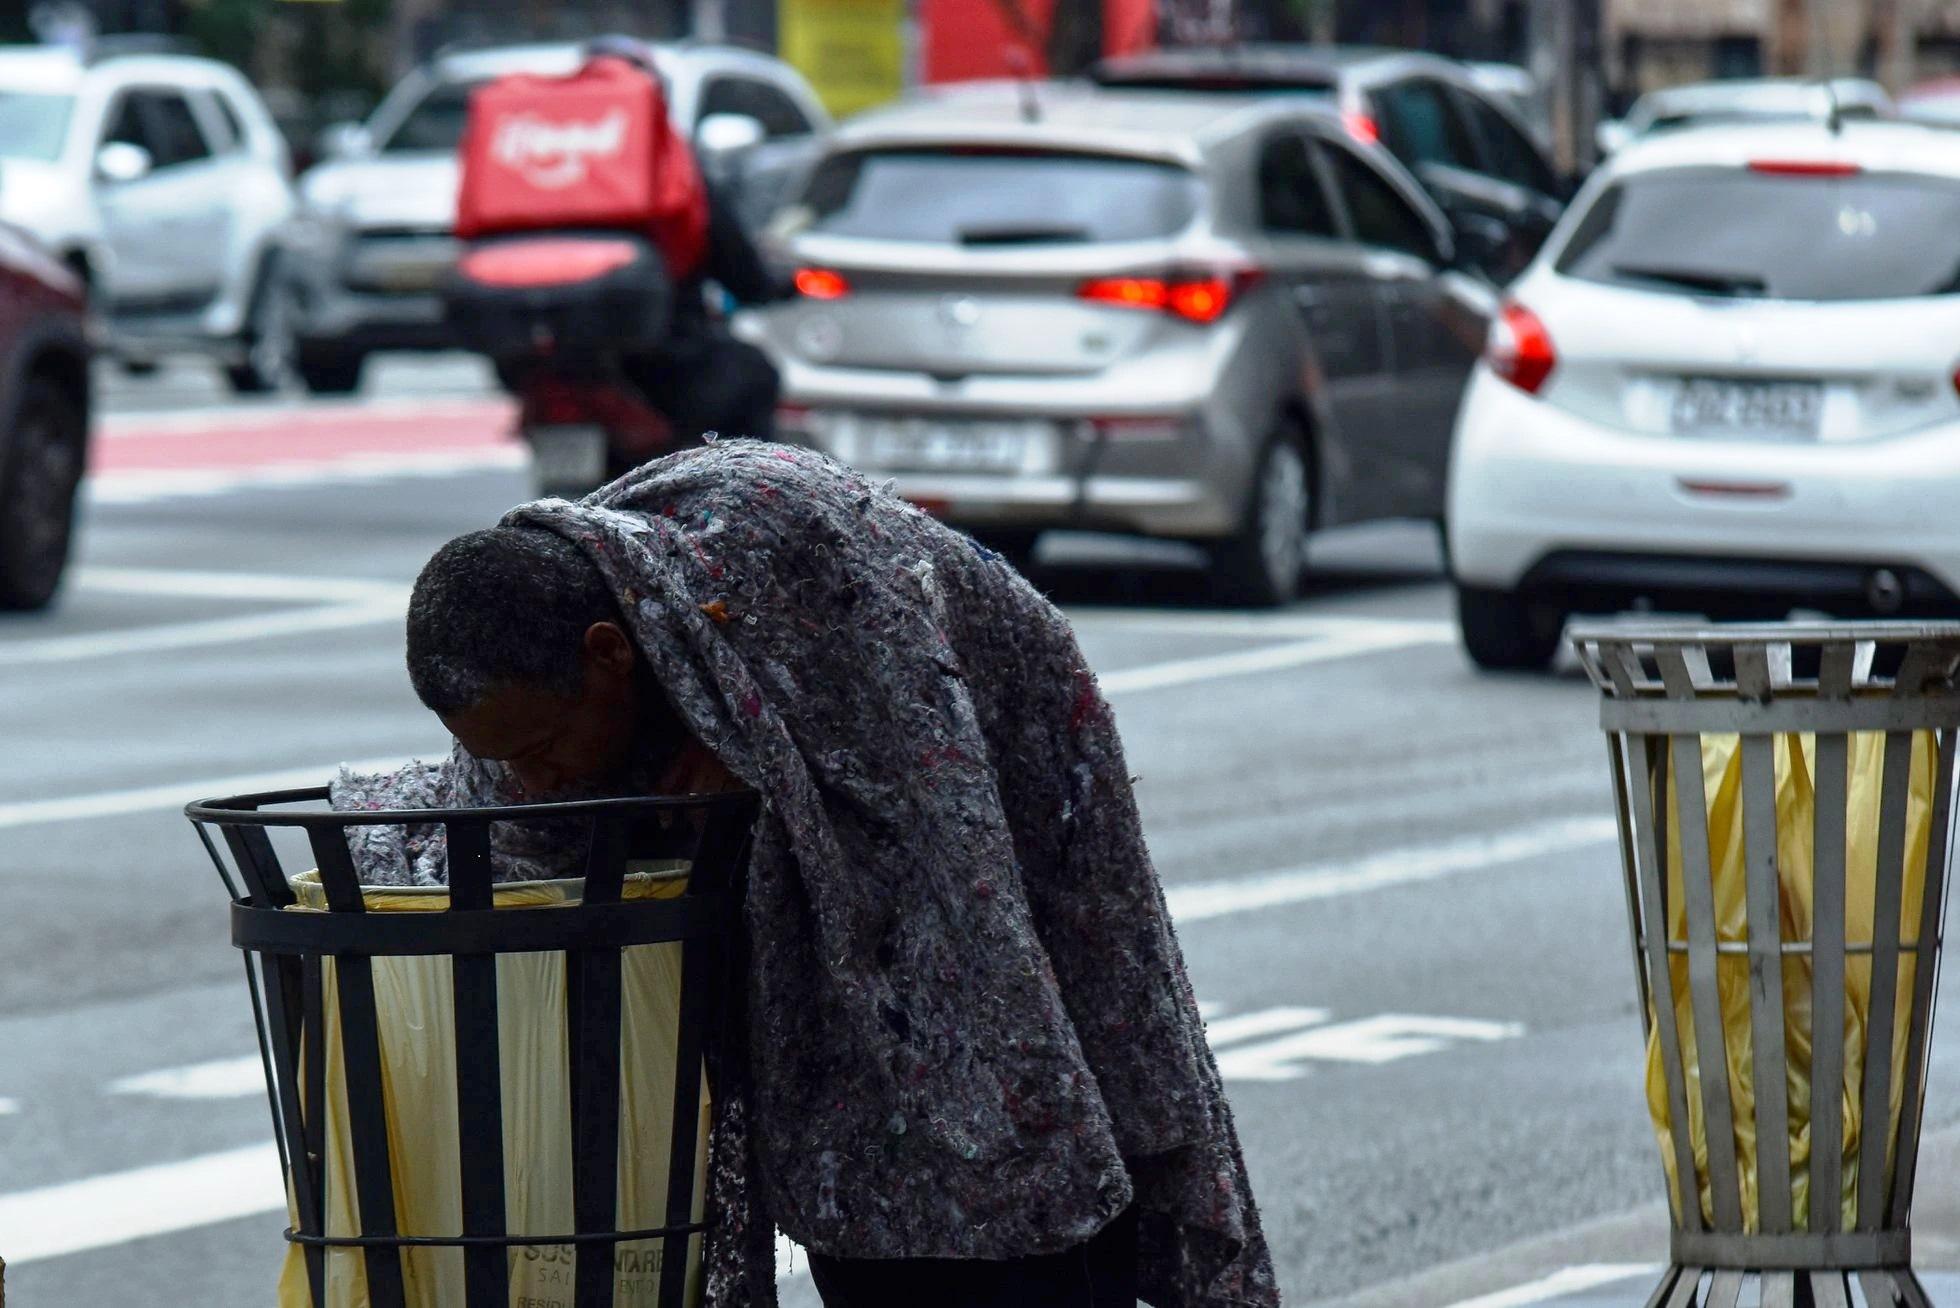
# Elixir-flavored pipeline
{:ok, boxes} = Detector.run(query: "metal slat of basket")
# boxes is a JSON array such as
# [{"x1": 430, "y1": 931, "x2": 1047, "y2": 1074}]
[
  {"x1": 1572, "y1": 621, "x2": 1960, "y2": 1308},
  {"x1": 186, "y1": 786, "x2": 759, "y2": 1308}
]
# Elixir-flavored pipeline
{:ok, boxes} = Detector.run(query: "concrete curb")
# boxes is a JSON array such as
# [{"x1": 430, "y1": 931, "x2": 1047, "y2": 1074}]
[{"x1": 1311, "y1": 1119, "x2": 1960, "y2": 1307}]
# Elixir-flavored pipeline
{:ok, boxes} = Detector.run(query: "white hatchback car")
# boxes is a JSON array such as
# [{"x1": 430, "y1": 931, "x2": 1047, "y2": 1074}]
[
  {"x1": 1448, "y1": 120, "x2": 1960, "y2": 670},
  {"x1": 0, "y1": 44, "x2": 295, "y2": 391}
]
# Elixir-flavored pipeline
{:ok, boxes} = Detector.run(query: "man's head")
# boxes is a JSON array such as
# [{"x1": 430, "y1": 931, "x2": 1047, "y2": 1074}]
[{"x1": 407, "y1": 526, "x2": 643, "y2": 798}]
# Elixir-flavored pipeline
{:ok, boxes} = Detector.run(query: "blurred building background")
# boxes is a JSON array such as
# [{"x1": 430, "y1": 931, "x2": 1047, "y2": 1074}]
[{"x1": 20, "y1": 0, "x2": 1960, "y2": 142}]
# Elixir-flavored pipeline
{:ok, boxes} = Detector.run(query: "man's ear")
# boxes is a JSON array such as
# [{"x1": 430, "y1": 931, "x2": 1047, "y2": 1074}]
[{"x1": 582, "y1": 621, "x2": 638, "y2": 682}]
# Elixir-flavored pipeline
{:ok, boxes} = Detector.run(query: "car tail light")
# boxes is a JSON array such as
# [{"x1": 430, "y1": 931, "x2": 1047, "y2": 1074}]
[
  {"x1": 1487, "y1": 301, "x2": 1556, "y2": 395},
  {"x1": 1747, "y1": 159, "x2": 1861, "y2": 177},
  {"x1": 794, "y1": 267, "x2": 851, "y2": 299},
  {"x1": 1077, "y1": 269, "x2": 1261, "y2": 324},
  {"x1": 1342, "y1": 110, "x2": 1382, "y2": 146}
]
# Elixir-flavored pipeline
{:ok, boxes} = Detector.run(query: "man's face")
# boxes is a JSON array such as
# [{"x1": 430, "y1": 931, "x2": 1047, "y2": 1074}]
[{"x1": 441, "y1": 621, "x2": 641, "y2": 799}]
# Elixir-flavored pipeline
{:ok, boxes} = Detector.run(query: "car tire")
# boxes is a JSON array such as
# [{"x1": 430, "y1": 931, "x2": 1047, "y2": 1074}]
[
  {"x1": 225, "y1": 259, "x2": 294, "y2": 395},
  {"x1": 1211, "y1": 425, "x2": 1312, "y2": 608},
  {"x1": 0, "y1": 377, "x2": 87, "y2": 611},
  {"x1": 1455, "y1": 582, "x2": 1564, "y2": 672},
  {"x1": 295, "y1": 344, "x2": 365, "y2": 395}
]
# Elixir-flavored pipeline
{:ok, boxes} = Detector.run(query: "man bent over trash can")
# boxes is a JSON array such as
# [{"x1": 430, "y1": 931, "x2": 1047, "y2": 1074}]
[{"x1": 343, "y1": 441, "x2": 1278, "y2": 1308}]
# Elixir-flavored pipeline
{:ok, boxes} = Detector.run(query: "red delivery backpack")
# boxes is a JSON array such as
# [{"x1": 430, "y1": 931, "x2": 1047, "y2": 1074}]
[{"x1": 454, "y1": 55, "x2": 708, "y2": 281}]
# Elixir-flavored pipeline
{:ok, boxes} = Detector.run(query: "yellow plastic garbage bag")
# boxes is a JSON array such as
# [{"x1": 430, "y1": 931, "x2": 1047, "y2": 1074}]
[
  {"x1": 275, "y1": 867, "x2": 711, "y2": 1308},
  {"x1": 1648, "y1": 730, "x2": 1933, "y2": 1232}
]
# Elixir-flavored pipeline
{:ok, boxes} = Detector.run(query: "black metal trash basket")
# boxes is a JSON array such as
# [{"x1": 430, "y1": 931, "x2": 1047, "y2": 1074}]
[{"x1": 187, "y1": 786, "x2": 759, "y2": 1308}]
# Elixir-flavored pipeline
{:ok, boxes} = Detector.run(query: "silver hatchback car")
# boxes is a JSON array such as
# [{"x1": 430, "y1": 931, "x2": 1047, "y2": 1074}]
[{"x1": 751, "y1": 83, "x2": 1495, "y2": 603}]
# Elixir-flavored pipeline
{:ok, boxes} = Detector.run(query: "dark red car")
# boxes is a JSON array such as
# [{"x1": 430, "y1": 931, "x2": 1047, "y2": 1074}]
[{"x1": 0, "y1": 224, "x2": 89, "y2": 610}]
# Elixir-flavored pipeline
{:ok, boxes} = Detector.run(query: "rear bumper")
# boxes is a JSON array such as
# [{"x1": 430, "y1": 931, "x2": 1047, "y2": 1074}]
[
  {"x1": 287, "y1": 240, "x2": 455, "y2": 355},
  {"x1": 1449, "y1": 367, "x2": 1960, "y2": 609},
  {"x1": 774, "y1": 362, "x2": 1258, "y2": 539}
]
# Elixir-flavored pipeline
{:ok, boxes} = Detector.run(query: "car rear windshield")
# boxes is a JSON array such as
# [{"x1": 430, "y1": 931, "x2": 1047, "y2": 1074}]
[
  {"x1": 799, "y1": 148, "x2": 1203, "y2": 245},
  {"x1": 0, "y1": 92, "x2": 74, "y2": 162},
  {"x1": 1555, "y1": 167, "x2": 1960, "y2": 300},
  {"x1": 379, "y1": 80, "x2": 478, "y2": 154}
]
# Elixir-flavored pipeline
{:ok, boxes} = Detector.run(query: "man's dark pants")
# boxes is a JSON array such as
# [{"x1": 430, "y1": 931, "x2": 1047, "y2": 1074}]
[{"x1": 806, "y1": 1207, "x2": 1138, "y2": 1308}]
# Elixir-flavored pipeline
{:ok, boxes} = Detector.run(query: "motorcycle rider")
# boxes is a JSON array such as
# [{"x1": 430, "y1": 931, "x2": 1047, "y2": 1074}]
[{"x1": 583, "y1": 35, "x2": 786, "y2": 447}]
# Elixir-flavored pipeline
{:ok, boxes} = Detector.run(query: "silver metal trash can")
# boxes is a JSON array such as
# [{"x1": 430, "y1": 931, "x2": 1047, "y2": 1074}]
[{"x1": 1571, "y1": 621, "x2": 1960, "y2": 1308}]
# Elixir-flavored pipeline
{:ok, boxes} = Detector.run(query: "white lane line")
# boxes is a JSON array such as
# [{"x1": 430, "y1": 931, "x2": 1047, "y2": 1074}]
[
  {"x1": 109, "y1": 1056, "x2": 264, "y2": 1101},
  {"x1": 1202, "y1": 1007, "x2": 1329, "y2": 1048},
  {"x1": 1081, "y1": 610, "x2": 1453, "y2": 643},
  {"x1": 1164, "y1": 814, "x2": 1619, "y2": 924},
  {"x1": 1447, "y1": 1263, "x2": 1658, "y2": 1308},
  {"x1": 1101, "y1": 625, "x2": 1447, "y2": 697},
  {"x1": 0, "y1": 754, "x2": 416, "y2": 834},
  {"x1": 73, "y1": 566, "x2": 409, "y2": 605},
  {"x1": 0, "y1": 1136, "x2": 810, "y2": 1278},
  {"x1": 0, "y1": 600, "x2": 402, "y2": 666},
  {"x1": 0, "y1": 1142, "x2": 285, "y2": 1265},
  {"x1": 0, "y1": 1097, "x2": 19, "y2": 1115}
]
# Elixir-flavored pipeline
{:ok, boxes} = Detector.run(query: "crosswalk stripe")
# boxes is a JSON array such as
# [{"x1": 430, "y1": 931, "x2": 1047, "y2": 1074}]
[
  {"x1": 0, "y1": 1143, "x2": 284, "y2": 1265},
  {"x1": 108, "y1": 1056, "x2": 265, "y2": 1101}
]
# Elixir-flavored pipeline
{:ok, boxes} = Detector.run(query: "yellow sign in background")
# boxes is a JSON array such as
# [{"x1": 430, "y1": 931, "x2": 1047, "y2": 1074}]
[{"x1": 779, "y1": 0, "x2": 906, "y2": 118}]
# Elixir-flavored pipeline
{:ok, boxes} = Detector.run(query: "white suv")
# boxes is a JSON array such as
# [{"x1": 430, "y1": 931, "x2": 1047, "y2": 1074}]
[{"x1": 0, "y1": 44, "x2": 296, "y2": 392}]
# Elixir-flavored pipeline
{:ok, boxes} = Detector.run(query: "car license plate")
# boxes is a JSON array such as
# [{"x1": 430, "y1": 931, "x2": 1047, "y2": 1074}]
[
  {"x1": 856, "y1": 417, "x2": 1054, "y2": 473},
  {"x1": 1670, "y1": 378, "x2": 1822, "y2": 439},
  {"x1": 531, "y1": 425, "x2": 607, "y2": 491}
]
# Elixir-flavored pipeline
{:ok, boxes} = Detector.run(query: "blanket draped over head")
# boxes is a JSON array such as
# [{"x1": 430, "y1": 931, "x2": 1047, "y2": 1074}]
[{"x1": 330, "y1": 442, "x2": 1278, "y2": 1307}]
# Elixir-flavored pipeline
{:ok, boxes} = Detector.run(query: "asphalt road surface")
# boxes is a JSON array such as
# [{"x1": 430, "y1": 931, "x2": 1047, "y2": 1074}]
[{"x1": 3, "y1": 359, "x2": 1956, "y2": 1307}]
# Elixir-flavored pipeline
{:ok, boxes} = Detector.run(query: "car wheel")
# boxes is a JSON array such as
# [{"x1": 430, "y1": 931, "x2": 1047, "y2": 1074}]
[
  {"x1": 0, "y1": 378, "x2": 87, "y2": 611},
  {"x1": 1211, "y1": 426, "x2": 1312, "y2": 608},
  {"x1": 295, "y1": 344, "x2": 365, "y2": 395},
  {"x1": 225, "y1": 262, "x2": 294, "y2": 395},
  {"x1": 1455, "y1": 582, "x2": 1564, "y2": 672}
]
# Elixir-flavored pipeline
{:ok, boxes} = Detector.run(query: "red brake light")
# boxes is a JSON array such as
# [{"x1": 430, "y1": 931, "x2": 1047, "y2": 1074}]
[
  {"x1": 794, "y1": 267, "x2": 851, "y2": 299},
  {"x1": 1342, "y1": 110, "x2": 1381, "y2": 145},
  {"x1": 1078, "y1": 269, "x2": 1259, "y2": 324},
  {"x1": 1078, "y1": 276, "x2": 1169, "y2": 311},
  {"x1": 1747, "y1": 159, "x2": 1861, "y2": 177},
  {"x1": 1487, "y1": 301, "x2": 1556, "y2": 395}
]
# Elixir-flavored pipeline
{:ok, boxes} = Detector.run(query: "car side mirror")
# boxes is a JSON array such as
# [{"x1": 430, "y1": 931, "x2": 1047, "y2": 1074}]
[
  {"x1": 1595, "y1": 119, "x2": 1632, "y2": 157},
  {"x1": 316, "y1": 121, "x2": 373, "y2": 162},
  {"x1": 94, "y1": 141, "x2": 153, "y2": 185},
  {"x1": 696, "y1": 113, "x2": 766, "y2": 162}
]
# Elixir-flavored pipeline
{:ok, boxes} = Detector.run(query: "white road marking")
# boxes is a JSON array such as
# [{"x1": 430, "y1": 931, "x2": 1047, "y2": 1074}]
[
  {"x1": 0, "y1": 600, "x2": 403, "y2": 666},
  {"x1": 1164, "y1": 814, "x2": 1619, "y2": 924},
  {"x1": 1203, "y1": 1007, "x2": 1329, "y2": 1048},
  {"x1": 1446, "y1": 1263, "x2": 1658, "y2": 1308},
  {"x1": 109, "y1": 1056, "x2": 264, "y2": 1101},
  {"x1": 1100, "y1": 623, "x2": 1448, "y2": 697},
  {"x1": 0, "y1": 1136, "x2": 811, "y2": 1278},
  {"x1": 0, "y1": 1142, "x2": 285, "y2": 1265},
  {"x1": 0, "y1": 1097, "x2": 19, "y2": 1115},
  {"x1": 0, "y1": 754, "x2": 416, "y2": 834},
  {"x1": 1081, "y1": 610, "x2": 1453, "y2": 643},
  {"x1": 1215, "y1": 1014, "x2": 1525, "y2": 1083},
  {"x1": 73, "y1": 566, "x2": 408, "y2": 605}
]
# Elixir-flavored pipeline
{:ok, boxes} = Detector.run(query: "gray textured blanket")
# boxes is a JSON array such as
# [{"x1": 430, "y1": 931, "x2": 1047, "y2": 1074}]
[{"x1": 330, "y1": 441, "x2": 1276, "y2": 1306}]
